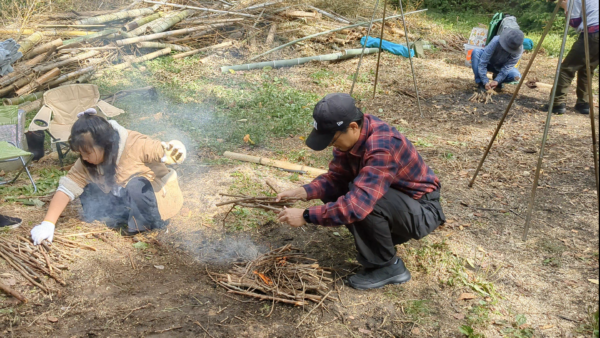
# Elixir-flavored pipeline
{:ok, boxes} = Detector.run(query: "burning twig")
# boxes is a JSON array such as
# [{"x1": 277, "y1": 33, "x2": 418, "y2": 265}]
[{"x1": 209, "y1": 245, "x2": 335, "y2": 306}]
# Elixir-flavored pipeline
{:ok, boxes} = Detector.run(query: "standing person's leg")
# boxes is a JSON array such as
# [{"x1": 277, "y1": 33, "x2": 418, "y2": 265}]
[
  {"x1": 79, "y1": 183, "x2": 128, "y2": 226},
  {"x1": 123, "y1": 177, "x2": 164, "y2": 234},
  {"x1": 471, "y1": 49, "x2": 485, "y2": 86},
  {"x1": 574, "y1": 32, "x2": 600, "y2": 114},
  {"x1": 345, "y1": 188, "x2": 445, "y2": 289},
  {"x1": 553, "y1": 33, "x2": 587, "y2": 113}
]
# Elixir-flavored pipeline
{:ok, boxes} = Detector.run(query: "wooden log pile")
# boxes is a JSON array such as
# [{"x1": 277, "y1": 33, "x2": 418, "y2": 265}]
[
  {"x1": 0, "y1": 233, "x2": 102, "y2": 302},
  {"x1": 208, "y1": 244, "x2": 335, "y2": 306}
]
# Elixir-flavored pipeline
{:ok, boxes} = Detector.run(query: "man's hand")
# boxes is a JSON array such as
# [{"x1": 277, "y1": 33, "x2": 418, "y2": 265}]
[
  {"x1": 489, "y1": 80, "x2": 499, "y2": 89},
  {"x1": 275, "y1": 187, "x2": 307, "y2": 202},
  {"x1": 485, "y1": 82, "x2": 492, "y2": 90},
  {"x1": 161, "y1": 140, "x2": 186, "y2": 164},
  {"x1": 277, "y1": 207, "x2": 306, "y2": 227}
]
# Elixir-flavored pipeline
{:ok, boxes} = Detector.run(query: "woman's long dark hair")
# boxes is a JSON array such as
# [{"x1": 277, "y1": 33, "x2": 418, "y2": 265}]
[{"x1": 69, "y1": 114, "x2": 120, "y2": 187}]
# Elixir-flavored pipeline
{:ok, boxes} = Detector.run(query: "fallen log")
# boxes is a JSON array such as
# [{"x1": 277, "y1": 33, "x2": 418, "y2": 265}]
[
  {"x1": 172, "y1": 40, "x2": 232, "y2": 59},
  {"x1": 15, "y1": 68, "x2": 60, "y2": 96},
  {"x1": 221, "y1": 48, "x2": 380, "y2": 73},
  {"x1": 75, "y1": 6, "x2": 159, "y2": 25},
  {"x1": 223, "y1": 151, "x2": 327, "y2": 176}
]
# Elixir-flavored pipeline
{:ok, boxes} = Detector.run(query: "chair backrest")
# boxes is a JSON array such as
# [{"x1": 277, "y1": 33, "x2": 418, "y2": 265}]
[
  {"x1": 0, "y1": 106, "x2": 26, "y2": 149},
  {"x1": 43, "y1": 84, "x2": 101, "y2": 125}
]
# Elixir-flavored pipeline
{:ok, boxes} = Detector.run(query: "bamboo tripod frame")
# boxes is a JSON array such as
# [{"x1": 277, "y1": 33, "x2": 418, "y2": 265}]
[{"x1": 467, "y1": 1, "x2": 599, "y2": 241}]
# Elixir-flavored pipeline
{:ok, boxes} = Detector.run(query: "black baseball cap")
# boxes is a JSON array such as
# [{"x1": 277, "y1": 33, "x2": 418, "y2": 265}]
[{"x1": 305, "y1": 93, "x2": 363, "y2": 151}]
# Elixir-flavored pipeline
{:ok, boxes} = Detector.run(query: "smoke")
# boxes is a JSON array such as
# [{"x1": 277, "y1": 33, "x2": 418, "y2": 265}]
[{"x1": 177, "y1": 228, "x2": 266, "y2": 265}]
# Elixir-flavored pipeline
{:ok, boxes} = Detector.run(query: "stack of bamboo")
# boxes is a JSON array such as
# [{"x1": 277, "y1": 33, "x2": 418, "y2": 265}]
[
  {"x1": 209, "y1": 244, "x2": 334, "y2": 306},
  {"x1": 0, "y1": 0, "x2": 419, "y2": 111}
]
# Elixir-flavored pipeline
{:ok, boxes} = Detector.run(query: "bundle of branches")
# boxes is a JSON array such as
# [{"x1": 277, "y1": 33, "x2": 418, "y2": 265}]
[
  {"x1": 0, "y1": 232, "x2": 101, "y2": 302},
  {"x1": 217, "y1": 193, "x2": 301, "y2": 212},
  {"x1": 208, "y1": 244, "x2": 334, "y2": 306},
  {"x1": 469, "y1": 88, "x2": 496, "y2": 104}
]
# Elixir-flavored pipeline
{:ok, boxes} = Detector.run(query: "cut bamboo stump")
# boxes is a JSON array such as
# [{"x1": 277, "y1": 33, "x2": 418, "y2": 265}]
[
  {"x1": 24, "y1": 39, "x2": 62, "y2": 59},
  {"x1": 18, "y1": 32, "x2": 44, "y2": 54},
  {"x1": 223, "y1": 151, "x2": 327, "y2": 176},
  {"x1": 15, "y1": 68, "x2": 60, "y2": 96},
  {"x1": 172, "y1": 41, "x2": 232, "y2": 59},
  {"x1": 75, "y1": 7, "x2": 158, "y2": 25}
]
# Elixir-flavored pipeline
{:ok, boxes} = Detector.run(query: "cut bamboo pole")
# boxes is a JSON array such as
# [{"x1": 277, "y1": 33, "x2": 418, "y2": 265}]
[
  {"x1": 0, "y1": 29, "x2": 94, "y2": 37},
  {"x1": 33, "y1": 50, "x2": 99, "y2": 73},
  {"x1": 122, "y1": 12, "x2": 163, "y2": 31},
  {"x1": 282, "y1": 11, "x2": 320, "y2": 19},
  {"x1": 142, "y1": 0, "x2": 256, "y2": 18},
  {"x1": 109, "y1": 47, "x2": 171, "y2": 71},
  {"x1": 180, "y1": 18, "x2": 244, "y2": 26},
  {"x1": 75, "y1": 7, "x2": 158, "y2": 25},
  {"x1": 136, "y1": 42, "x2": 191, "y2": 51},
  {"x1": 223, "y1": 151, "x2": 327, "y2": 177},
  {"x1": 147, "y1": 10, "x2": 194, "y2": 33},
  {"x1": 46, "y1": 66, "x2": 96, "y2": 87},
  {"x1": 249, "y1": 8, "x2": 427, "y2": 61},
  {"x1": 15, "y1": 68, "x2": 61, "y2": 96},
  {"x1": 221, "y1": 48, "x2": 380, "y2": 73},
  {"x1": 18, "y1": 98, "x2": 42, "y2": 114},
  {"x1": 116, "y1": 24, "x2": 223, "y2": 46},
  {"x1": 2, "y1": 91, "x2": 44, "y2": 106},
  {"x1": 18, "y1": 32, "x2": 44, "y2": 54},
  {"x1": 37, "y1": 24, "x2": 106, "y2": 28},
  {"x1": 172, "y1": 41, "x2": 232, "y2": 59},
  {"x1": 307, "y1": 6, "x2": 349, "y2": 24},
  {"x1": 61, "y1": 28, "x2": 120, "y2": 47},
  {"x1": 24, "y1": 39, "x2": 63, "y2": 59}
]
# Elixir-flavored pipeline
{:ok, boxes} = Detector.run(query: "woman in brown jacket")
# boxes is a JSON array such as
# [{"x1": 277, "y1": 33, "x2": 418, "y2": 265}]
[{"x1": 30, "y1": 109, "x2": 186, "y2": 245}]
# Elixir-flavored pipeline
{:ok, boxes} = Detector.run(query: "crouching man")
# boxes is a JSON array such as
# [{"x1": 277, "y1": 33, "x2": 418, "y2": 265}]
[
  {"x1": 471, "y1": 28, "x2": 524, "y2": 92},
  {"x1": 276, "y1": 93, "x2": 445, "y2": 290}
]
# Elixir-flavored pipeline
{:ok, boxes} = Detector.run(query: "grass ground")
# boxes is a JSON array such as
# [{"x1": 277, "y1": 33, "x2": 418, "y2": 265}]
[{"x1": 1, "y1": 7, "x2": 599, "y2": 338}]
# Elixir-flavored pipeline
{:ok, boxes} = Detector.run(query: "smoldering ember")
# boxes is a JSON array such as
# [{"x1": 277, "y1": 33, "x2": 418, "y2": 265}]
[{"x1": 0, "y1": 0, "x2": 598, "y2": 337}]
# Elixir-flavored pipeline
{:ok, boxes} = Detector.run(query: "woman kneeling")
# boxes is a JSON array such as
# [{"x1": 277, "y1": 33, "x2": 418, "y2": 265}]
[{"x1": 30, "y1": 109, "x2": 186, "y2": 245}]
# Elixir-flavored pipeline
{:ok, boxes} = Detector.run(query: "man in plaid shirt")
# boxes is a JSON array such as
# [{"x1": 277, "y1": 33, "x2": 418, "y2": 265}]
[{"x1": 277, "y1": 93, "x2": 445, "y2": 290}]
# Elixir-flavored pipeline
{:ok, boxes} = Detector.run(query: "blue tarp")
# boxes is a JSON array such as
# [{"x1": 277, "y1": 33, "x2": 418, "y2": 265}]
[
  {"x1": 523, "y1": 38, "x2": 534, "y2": 51},
  {"x1": 360, "y1": 36, "x2": 415, "y2": 58}
]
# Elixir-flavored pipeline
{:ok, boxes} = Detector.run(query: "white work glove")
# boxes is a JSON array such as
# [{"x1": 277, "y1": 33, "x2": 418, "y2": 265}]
[
  {"x1": 161, "y1": 140, "x2": 186, "y2": 165},
  {"x1": 30, "y1": 221, "x2": 55, "y2": 245}
]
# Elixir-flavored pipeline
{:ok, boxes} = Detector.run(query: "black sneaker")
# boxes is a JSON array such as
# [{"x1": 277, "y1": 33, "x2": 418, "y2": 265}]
[
  {"x1": 477, "y1": 83, "x2": 486, "y2": 92},
  {"x1": 346, "y1": 258, "x2": 411, "y2": 290},
  {"x1": 544, "y1": 103, "x2": 566, "y2": 115},
  {"x1": 0, "y1": 215, "x2": 22, "y2": 229},
  {"x1": 574, "y1": 102, "x2": 590, "y2": 115}
]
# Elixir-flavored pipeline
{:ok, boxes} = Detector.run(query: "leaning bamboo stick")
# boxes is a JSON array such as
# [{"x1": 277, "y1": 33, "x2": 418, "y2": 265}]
[
  {"x1": 18, "y1": 32, "x2": 44, "y2": 53},
  {"x1": 122, "y1": 12, "x2": 163, "y2": 31},
  {"x1": 15, "y1": 68, "x2": 60, "y2": 96},
  {"x1": 223, "y1": 151, "x2": 327, "y2": 176},
  {"x1": 147, "y1": 10, "x2": 195, "y2": 34},
  {"x1": 136, "y1": 41, "x2": 191, "y2": 52},
  {"x1": 33, "y1": 50, "x2": 99, "y2": 73},
  {"x1": 142, "y1": 0, "x2": 256, "y2": 18},
  {"x1": 75, "y1": 7, "x2": 158, "y2": 25},
  {"x1": 221, "y1": 48, "x2": 380, "y2": 73},
  {"x1": 172, "y1": 40, "x2": 232, "y2": 59},
  {"x1": 24, "y1": 38, "x2": 63, "y2": 59},
  {"x1": 116, "y1": 25, "x2": 220, "y2": 46},
  {"x1": 0, "y1": 280, "x2": 27, "y2": 303},
  {"x1": 2, "y1": 91, "x2": 44, "y2": 106}
]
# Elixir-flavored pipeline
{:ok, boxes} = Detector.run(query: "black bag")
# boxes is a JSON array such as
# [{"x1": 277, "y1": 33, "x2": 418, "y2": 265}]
[{"x1": 25, "y1": 130, "x2": 45, "y2": 161}]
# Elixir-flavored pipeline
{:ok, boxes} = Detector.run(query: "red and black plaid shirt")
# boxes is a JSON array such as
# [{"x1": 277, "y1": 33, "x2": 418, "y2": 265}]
[{"x1": 304, "y1": 114, "x2": 440, "y2": 226}]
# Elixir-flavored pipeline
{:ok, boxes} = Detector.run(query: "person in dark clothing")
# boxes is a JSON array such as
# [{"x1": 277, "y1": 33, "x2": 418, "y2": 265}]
[
  {"x1": 276, "y1": 93, "x2": 445, "y2": 290},
  {"x1": 551, "y1": 0, "x2": 599, "y2": 115}
]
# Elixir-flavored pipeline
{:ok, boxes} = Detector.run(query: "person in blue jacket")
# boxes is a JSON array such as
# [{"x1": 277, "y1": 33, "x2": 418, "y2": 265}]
[{"x1": 471, "y1": 29, "x2": 524, "y2": 92}]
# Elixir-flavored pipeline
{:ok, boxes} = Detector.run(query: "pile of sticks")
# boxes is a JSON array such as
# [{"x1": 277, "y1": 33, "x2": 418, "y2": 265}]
[
  {"x1": 217, "y1": 193, "x2": 300, "y2": 212},
  {"x1": 0, "y1": 234, "x2": 98, "y2": 302},
  {"x1": 209, "y1": 244, "x2": 334, "y2": 306},
  {"x1": 469, "y1": 88, "x2": 496, "y2": 104}
]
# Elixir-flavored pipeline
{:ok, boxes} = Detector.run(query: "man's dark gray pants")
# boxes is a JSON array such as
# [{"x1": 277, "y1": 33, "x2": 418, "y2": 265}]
[{"x1": 324, "y1": 188, "x2": 445, "y2": 269}]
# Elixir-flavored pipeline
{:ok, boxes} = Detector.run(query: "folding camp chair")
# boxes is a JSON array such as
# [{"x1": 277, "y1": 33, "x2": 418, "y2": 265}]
[
  {"x1": 0, "y1": 105, "x2": 37, "y2": 193},
  {"x1": 28, "y1": 84, "x2": 124, "y2": 166}
]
